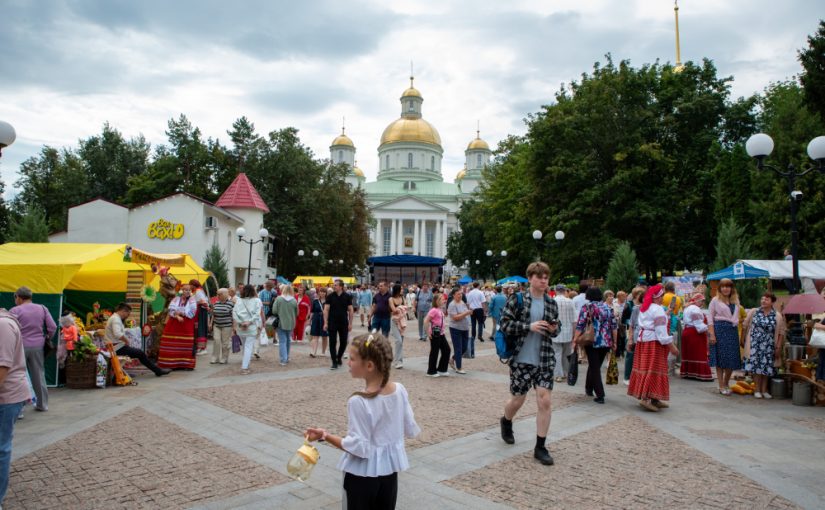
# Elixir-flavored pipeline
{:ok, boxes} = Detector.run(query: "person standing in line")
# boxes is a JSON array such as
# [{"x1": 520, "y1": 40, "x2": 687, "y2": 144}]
[
  {"x1": 210, "y1": 289, "x2": 234, "y2": 364},
  {"x1": 405, "y1": 286, "x2": 417, "y2": 321},
  {"x1": 0, "y1": 307, "x2": 30, "y2": 507},
  {"x1": 742, "y1": 292, "x2": 785, "y2": 398},
  {"x1": 273, "y1": 284, "x2": 298, "y2": 366},
  {"x1": 466, "y1": 282, "x2": 486, "y2": 358},
  {"x1": 552, "y1": 285, "x2": 575, "y2": 383},
  {"x1": 415, "y1": 282, "x2": 433, "y2": 342},
  {"x1": 679, "y1": 293, "x2": 714, "y2": 381},
  {"x1": 447, "y1": 288, "x2": 472, "y2": 374},
  {"x1": 499, "y1": 262, "x2": 560, "y2": 466},
  {"x1": 388, "y1": 284, "x2": 407, "y2": 369},
  {"x1": 259, "y1": 280, "x2": 275, "y2": 318},
  {"x1": 487, "y1": 286, "x2": 507, "y2": 341},
  {"x1": 424, "y1": 293, "x2": 451, "y2": 377},
  {"x1": 357, "y1": 285, "x2": 373, "y2": 327},
  {"x1": 370, "y1": 281, "x2": 392, "y2": 337},
  {"x1": 572, "y1": 287, "x2": 616, "y2": 404},
  {"x1": 9, "y1": 287, "x2": 56, "y2": 412},
  {"x1": 707, "y1": 278, "x2": 741, "y2": 395},
  {"x1": 232, "y1": 285, "x2": 263, "y2": 376},
  {"x1": 325, "y1": 280, "x2": 354, "y2": 370},
  {"x1": 293, "y1": 284, "x2": 310, "y2": 342},
  {"x1": 308, "y1": 288, "x2": 328, "y2": 358}
]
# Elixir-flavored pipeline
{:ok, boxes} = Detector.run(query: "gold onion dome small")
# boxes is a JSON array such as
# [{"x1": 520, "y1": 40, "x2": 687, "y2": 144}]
[
  {"x1": 331, "y1": 133, "x2": 354, "y2": 147},
  {"x1": 380, "y1": 118, "x2": 442, "y2": 146},
  {"x1": 353, "y1": 166, "x2": 365, "y2": 177},
  {"x1": 456, "y1": 167, "x2": 467, "y2": 181},
  {"x1": 467, "y1": 137, "x2": 489, "y2": 150}
]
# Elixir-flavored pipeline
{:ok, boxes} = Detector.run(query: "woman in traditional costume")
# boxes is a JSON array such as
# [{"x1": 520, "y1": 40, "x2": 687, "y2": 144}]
[
  {"x1": 157, "y1": 284, "x2": 198, "y2": 370},
  {"x1": 292, "y1": 284, "x2": 311, "y2": 342},
  {"x1": 190, "y1": 279, "x2": 210, "y2": 354},
  {"x1": 627, "y1": 284, "x2": 679, "y2": 412},
  {"x1": 679, "y1": 293, "x2": 714, "y2": 381},
  {"x1": 707, "y1": 278, "x2": 741, "y2": 395}
]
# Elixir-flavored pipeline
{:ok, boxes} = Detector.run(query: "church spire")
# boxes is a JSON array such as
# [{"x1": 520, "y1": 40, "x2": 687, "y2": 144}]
[{"x1": 674, "y1": 0, "x2": 685, "y2": 72}]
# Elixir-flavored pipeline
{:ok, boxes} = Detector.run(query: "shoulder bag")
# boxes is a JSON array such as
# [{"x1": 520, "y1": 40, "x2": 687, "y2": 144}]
[
  {"x1": 42, "y1": 305, "x2": 55, "y2": 358},
  {"x1": 578, "y1": 304, "x2": 596, "y2": 347}
]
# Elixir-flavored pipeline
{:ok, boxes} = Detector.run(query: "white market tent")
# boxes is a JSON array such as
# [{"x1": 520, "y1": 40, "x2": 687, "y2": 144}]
[{"x1": 739, "y1": 260, "x2": 825, "y2": 294}]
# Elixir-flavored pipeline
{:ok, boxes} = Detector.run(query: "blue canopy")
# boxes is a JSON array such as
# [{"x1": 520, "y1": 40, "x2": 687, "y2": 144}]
[
  {"x1": 367, "y1": 255, "x2": 446, "y2": 267},
  {"x1": 276, "y1": 276, "x2": 290, "y2": 285},
  {"x1": 497, "y1": 275, "x2": 528, "y2": 284},
  {"x1": 706, "y1": 261, "x2": 770, "y2": 281},
  {"x1": 457, "y1": 275, "x2": 473, "y2": 285}
]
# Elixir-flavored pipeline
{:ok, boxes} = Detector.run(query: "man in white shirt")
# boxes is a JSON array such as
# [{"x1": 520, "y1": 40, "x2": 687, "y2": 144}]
[
  {"x1": 572, "y1": 283, "x2": 589, "y2": 323},
  {"x1": 104, "y1": 303, "x2": 170, "y2": 377},
  {"x1": 466, "y1": 282, "x2": 486, "y2": 357},
  {"x1": 552, "y1": 285, "x2": 576, "y2": 382}
]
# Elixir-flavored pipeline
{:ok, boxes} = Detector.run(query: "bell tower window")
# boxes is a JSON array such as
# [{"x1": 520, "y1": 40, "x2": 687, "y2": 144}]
[
  {"x1": 407, "y1": 153, "x2": 413, "y2": 168},
  {"x1": 408, "y1": 100, "x2": 414, "y2": 112},
  {"x1": 477, "y1": 154, "x2": 482, "y2": 167},
  {"x1": 431, "y1": 155, "x2": 435, "y2": 171},
  {"x1": 338, "y1": 150, "x2": 343, "y2": 163},
  {"x1": 385, "y1": 154, "x2": 390, "y2": 170}
]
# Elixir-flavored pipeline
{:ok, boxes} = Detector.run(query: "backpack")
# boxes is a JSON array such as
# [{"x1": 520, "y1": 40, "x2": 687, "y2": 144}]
[{"x1": 495, "y1": 292, "x2": 524, "y2": 363}]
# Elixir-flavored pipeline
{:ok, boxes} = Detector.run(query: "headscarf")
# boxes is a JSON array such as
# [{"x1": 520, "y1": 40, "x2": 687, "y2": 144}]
[
  {"x1": 640, "y1": 284, "x2": 665, "y2": 313},
  {"x1": 688, "y1": 292, "x2": 705, "y2": 305}
]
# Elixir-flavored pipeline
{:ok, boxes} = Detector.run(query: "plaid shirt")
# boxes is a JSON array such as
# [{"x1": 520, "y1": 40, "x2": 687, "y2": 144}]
[{"x1": 500, "y1": 291, "x2": 560, "y2": 373}]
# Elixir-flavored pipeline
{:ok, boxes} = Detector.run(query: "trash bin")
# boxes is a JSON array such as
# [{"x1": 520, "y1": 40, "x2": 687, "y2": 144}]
[{"x1": 792, "y1": 381, "x2": 812, "y2": 406}]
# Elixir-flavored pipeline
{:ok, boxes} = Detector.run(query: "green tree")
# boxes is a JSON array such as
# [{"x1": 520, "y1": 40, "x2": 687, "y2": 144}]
[
  {"x1": 799, "y1": 20, "x2": 825, "y2": 121},
  {"x1": 7, "y1": 205, "x2": 49, "y2": 242},
  {"x1": 712, "y1": 217, "x2": 762, "y2": 307},
  {"x1": 203, "y1": 242, "x2": 230, "y2": 295},
  {"x1": 605, "y1": 241, "x2": 639, "y2": 293},
  {"x1": 77, "y1": 123, "x2": 150, "y2": 202}
]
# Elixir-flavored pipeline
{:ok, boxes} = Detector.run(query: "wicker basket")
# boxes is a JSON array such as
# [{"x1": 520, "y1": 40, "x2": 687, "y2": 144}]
[{"x1": 65, "y1": 356, "x2": 98, "y2": 389}]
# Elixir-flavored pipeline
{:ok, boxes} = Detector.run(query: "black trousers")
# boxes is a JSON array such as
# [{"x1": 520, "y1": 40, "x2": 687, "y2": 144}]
[
  {"x1": 585, "y1": 345, "x2": 610, "y2": 398},
  {"x1": 427, "y1": 332, "x2": 451, "y2": 374},
  {"x1": 328, "y1": 322, "x2": 349, "y2": 366},
  {"x1": 344, "y1": 472, "x2": 398, "y2": 510},
  {"x1": 470, "y1": 308, "x2": 485, "y2": 340},
  {"x1": 116, "y1": 345, "x2": 163, "y2": 375}
]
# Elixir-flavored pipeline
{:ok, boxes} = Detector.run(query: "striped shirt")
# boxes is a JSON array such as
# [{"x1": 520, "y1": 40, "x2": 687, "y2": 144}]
[{"x1": 212, "y1": 301, "x2": 234, "y2": 328}]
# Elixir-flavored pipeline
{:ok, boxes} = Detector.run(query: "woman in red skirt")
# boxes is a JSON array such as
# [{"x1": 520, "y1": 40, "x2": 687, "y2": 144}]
[
  {"x1": 293, "y1": 284, "x2": 311, "y2": 341},
  {"x1": 680, "y1": 293, "x2": 713, "y2": 381},
  {"x1": 157, "y1": 284, "x2": 198, "y2": 370},
  {"x1": 627, "y1": 284, "x2": 679, "y2": 412}
]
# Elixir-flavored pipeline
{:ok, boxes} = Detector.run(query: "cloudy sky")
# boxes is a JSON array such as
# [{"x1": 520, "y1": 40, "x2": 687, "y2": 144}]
[{"x1": 0, "y1": 0, "x2": 820, "y2": 200}]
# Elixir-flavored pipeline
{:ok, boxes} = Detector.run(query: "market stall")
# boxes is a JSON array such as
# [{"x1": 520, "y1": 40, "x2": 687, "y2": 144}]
[{"x1": 292, "y1": 275, "x2": 356, "y2": 288}]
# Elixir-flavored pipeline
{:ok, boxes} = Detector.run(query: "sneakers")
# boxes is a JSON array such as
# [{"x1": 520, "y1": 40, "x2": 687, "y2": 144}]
[
  {"x1": 394, "y1": 362, "x2": 404, "y2": 369},
  {"x1": 330, "y1": 364, "x2": 339, "y2": 370},
  {"x1": 438, "y1": 371, "x2": 450, "y2": 377},
  {"x1": 534, "y1": 446, "x2": 554, "y2": 465},
  {"x1": 426, "y1": 372, "x2": 440, "y2": 378},
  {"x1": 279, "y1": 362, "x2": 287, "y2": 366},
  {"x1": 500, "y1": 417, "x2": 515, "y2": 444},
  {"x1": 763, "y1": 392, "x2": 773, "y2": 399},
  {"x1": 253, "y1": 353, "x2": 261, "y2": 359},
  {"x1": 593, "y1": 396, "x2": 605, "y2": 404},
  {"x1": 622, "y1": 379, "x2": 630, "y2": 386},
  {"x1": 754, "y1": 392, "x2": 763, "y2": 399}
]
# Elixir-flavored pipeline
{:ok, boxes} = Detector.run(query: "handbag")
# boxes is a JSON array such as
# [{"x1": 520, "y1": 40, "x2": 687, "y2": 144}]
[
  {"x1": 567, "y1": 351, "x2": 579, "y2": 386},
  {"x1": 605, "y1": 352, "x2": 619, "y2": 385},
  {"x1": 231, "y1": 334, "x2": 242, "y2": 353},
  {"x1": 810, "y1": 327, "x2": 825, "y2": 348},
  {"x1": 579, "y1": 314, "x2": 596, "y2": 347},
  {"x1": 41, "y1": 305, "x2": 55, "y2": 358}
]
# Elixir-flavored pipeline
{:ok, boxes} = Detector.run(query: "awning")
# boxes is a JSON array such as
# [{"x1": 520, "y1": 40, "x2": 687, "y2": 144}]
[
  {"x1": 367, "y1": 255, "x2": 446, "y2": 266},
  {"x1": 497, "y1": 275, "x2": 528, "y2": 284},
  {"x1": 707, "y1": 261, "x2": 770, "y2": 281},
  {"x1": 739, "y1": 260, "x2": 825, "y2": 279}
]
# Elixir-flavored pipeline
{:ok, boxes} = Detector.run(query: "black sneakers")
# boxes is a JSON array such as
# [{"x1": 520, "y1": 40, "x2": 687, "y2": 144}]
[
  {"x1": 534, "y1": 446, "x2": 554, "y2": 465},
  {"x1": 500, "y1": 416, "x2": 515, "y2": 444}
]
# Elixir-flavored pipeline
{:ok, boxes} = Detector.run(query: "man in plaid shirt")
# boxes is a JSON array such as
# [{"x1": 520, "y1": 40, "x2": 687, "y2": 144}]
[{"x1": 499, "y1": 262, "x2": 560, "y2": 466}]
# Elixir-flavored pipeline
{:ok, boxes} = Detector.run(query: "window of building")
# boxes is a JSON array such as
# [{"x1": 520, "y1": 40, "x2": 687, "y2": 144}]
[
  {"x1": 431, "y1": 155, "x2": 435, "y2": 171},
  {"x1": 383, "y1": 226, "x2": 391, "y2": 256},
  {"x1": 405, "y1": 225, "x2": 413, "y2": 235},
  {"x1": 385, "y1": 154, "x2": 390, "y2": 170},
  {"x1": 408, "y1": 100, "x2": 414, "y2": 111},
  {"x1": 477, "y1": 154, "x2": 482, "y2": 167},
  {"x1": 426, "y1": 229, "x2": 434, "y2": 257},
  {"x1": 407, "y1": 153, "x2": 413, "y2": 168}
]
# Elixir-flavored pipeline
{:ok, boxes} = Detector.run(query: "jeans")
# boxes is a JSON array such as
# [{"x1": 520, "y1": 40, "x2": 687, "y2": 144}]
[
  {"x1": 371, "y1": 316, "x2": 391, "y2": 337},
  {"x1": 417, "y1": 309, "x2": 430, "y2": 339},
  {"x1": 211, "y1": 325, "x2": 232, "y2": 363},
  {"x1": 585, "y1": 346, "x2": 610, "y2": 398},
  {"x1": 427, "y1": 332, "x2": 451, "y2": 374},
  {"x1": 328, "y1": 322, "x2": 349, "y2": 367},
  {"x1": 0, "y1": 401, "x2": 25, "y2": 505},
  {"x1": 116, "y1": 345, "x2": 164, "y2": 376},
  {"x1": 470, "y1": 308, "x2": 485, "y2": 341},
  {"x1": 277, "y1": 328, "x2": 293, "y2": 363},
  {"x1": 23, "y1": 347, "x2": 47, "y2": 411},
  {"x1": 624, "y1": 349, "x2": 634, "y2": 381},
  {"x1": 449, "y1": 327, "x2": 468, "y2": 369},
  {"x1": 390, "y1": 321, "x2": 403, "y2": 363},
  {"x1": 241, "y1": 334, "x2": 257, "y2": 369},
  {"x1": 553, "y1": 341, "x2": 573, "y2": 378}
]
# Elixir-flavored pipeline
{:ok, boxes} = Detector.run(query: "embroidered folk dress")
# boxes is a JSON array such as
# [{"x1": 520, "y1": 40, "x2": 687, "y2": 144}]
[
  {"x1": 680, "y1": 304, "x2": 713, "y2": 381},
  {"x1": 627, "y1": 303, "x2": 673, "y2": 401},
  {"x1": 157, "y1": 295, "x2": 198, "y2": 369}
]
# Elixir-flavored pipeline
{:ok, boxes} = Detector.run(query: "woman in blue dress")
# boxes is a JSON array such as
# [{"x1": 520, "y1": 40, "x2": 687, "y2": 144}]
[{"x1": 708, "y1": 279, "x2": 741, "y2": 395}]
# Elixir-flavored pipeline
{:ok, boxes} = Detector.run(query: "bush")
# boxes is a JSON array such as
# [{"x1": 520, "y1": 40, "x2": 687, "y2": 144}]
[{"x1": 606, "y1": 241, "x2": 639, "y2": 293}]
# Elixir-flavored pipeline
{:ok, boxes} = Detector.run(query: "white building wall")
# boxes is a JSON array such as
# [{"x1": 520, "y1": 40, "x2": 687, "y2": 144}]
[{"x1": 65, "y1": 200, "x2": 129, "y2": 243}]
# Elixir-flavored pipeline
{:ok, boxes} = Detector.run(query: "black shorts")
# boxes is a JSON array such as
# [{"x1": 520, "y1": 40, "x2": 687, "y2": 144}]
[{"x1": 509, "y1": 362, "x2": 554, "y2": 395}]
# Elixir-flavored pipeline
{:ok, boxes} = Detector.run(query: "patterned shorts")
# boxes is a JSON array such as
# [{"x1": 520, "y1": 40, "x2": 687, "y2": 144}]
[{"x1": 509, "y1": 362, "x2": 554, "y2": 395}]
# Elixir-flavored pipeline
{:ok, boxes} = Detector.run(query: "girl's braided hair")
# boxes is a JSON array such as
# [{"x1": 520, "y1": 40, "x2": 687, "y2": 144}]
[{"x1": 349, "y1": 331, "x2": 393, "y2": 399}]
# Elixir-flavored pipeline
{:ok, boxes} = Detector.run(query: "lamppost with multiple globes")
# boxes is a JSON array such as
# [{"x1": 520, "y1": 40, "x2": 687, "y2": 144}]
[
  {"x1": 0, "y1": 121, "x2": 16, "y2": 158},
  {"x1": 236, "y1": 227, "x2": 269, "y2": 285},
  {"x1": 486, "y1": 249, "x2": 508, "y2": 280},
  {"x1": 532, "y1": 229, "x2": 565, "y2": 260},
  {"x1": 745, "y1": 133, "x2": 825, "y2": 346}
]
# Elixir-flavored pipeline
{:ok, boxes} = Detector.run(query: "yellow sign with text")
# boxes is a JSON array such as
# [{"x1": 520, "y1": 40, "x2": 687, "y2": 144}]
[{"x1": 147, "y1": 218, "x2": 185, "y2": 240}]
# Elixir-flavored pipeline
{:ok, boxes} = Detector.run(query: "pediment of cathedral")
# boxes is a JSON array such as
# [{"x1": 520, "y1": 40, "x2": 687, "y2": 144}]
[{"x1": 372, "y1": 195, "x2": 449, "y2": 213}]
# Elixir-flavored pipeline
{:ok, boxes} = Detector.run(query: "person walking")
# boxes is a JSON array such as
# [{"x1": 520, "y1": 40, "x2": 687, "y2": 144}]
[
  {"x1": 293, "y1": 284, "x2": 310, "y2": 342},
  {"x1": 388, "y1": 284, "x2": 407, "y2": 369},
  {"x1": 210, "y1": 289, "x2": 234, "y2": 364},
  {"x1": 325, "y1": 280, "x2": 354, "y2": 370},
  {"x1": 572, "y1": 287, "x2": 616, "y2": 404},
  {"x1": 708, "y1": 278, "x2": 742, "y2": 395},
  {"x1": 308, "y1": 288, "x2": 328, "y2": 358},
  {"x1": 447, "y1": 288, "x2": 472, "y2": 374},
  {"x1": 415, "y1": 283, "x2": 433, "y2": 342},
  {"x1": 0, "y1": 307, "x2": 30, "y2": 508},
  {"x1": 742, "y1": 292, "x2": 785, "y2": 398},
  {"x1": 357, "y1": 285, "x2": 373, "y2": 327},
  {"x1": 552, "y1": 285, "x2": 575, "y2": 383},
  {"x1": 9, "y1": 287, "x2": 56, "y2": 412},
  {"x1": 679, "y1": 293, "x2": 714, "y2": 381},
  {"x1": 424, "y1": 293, "x2": 451, "y2": 377},
  {"x1": 487, "y1": 286, "x2": 507, "y2": 341},
  {"x1": 273, "y1": 284, "x2": 298, "y2": 365},
  {"x1": 233, "y1": 285, "x2": 263, "y2": 375},
  {"x1": 371, "y1": 282, "x2": 391, "y2": 337},
  {"x1": 499, "y1": 262, "x2": 560, "y2": 466},
  {"x1": 466, "y1": 282, "x2": 486, "y2": 357}
]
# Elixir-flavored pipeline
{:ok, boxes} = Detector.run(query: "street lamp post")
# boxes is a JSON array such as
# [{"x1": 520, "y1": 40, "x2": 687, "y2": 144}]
[
  {"x1": 0, "y1": 121, "x2": 16, "y2": 158},
  {"x1": 486, "y1": 249, "x2": 508, "y2": 280},
  {"x1": 236, "y1": 227, "x2": 269, "y2": 285},
  {"x1": 532, "y1": 230, "x2": 565, "y2": 260},
  {"x1": 745, "y1": 133, "x2": 825, "y2": 345}
]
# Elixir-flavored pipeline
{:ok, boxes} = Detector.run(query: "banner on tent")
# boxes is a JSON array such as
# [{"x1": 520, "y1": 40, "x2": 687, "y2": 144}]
[{"x1": 124, "y1": 246, "x2": 186, "y2": 266}]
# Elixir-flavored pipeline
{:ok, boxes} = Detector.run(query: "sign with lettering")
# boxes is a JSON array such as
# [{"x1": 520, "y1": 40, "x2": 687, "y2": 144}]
[{"x1": 147, "y1": 219, "x2": 185, "y2": 240}]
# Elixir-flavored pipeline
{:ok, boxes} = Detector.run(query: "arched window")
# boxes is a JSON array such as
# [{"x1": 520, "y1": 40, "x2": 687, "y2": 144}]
[
  {"x1": 477, "y1": 154, "x2": 482, "y2": 167},
  {"x1": 408, "y1": 100, "x2": 414, "y2": 112},
  {"x1": 408, "y1": 153, "x2": 413, "y2": 168},
  {"x1": 338, "y1": 150, "x2": 343, "y2": 163},
  {"x1": 386, "y1": 154, "x2": 390, "y2": 169},
  {"x1": 431, "y1": 155, "x2": 435, "y2": 171}
]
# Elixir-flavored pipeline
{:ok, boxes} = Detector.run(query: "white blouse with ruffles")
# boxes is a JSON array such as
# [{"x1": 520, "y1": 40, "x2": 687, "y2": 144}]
[
  {"x1": 682, "y1": 304, "x2": 708, "y2": 333},
  {"x1": 636, "y1": 303, "x2": 674, "y2": 345},
  {"x1": 338, "y1": 382, "x2": 420, "y2": 477}
]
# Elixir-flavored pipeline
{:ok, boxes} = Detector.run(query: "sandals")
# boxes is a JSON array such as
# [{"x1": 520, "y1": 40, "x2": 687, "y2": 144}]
[{"x1": 639, "y1": 400, "x2": 659, "y2": 412}]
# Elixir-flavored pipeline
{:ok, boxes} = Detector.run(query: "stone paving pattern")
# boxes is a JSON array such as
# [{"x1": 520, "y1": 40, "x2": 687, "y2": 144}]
[
  {"x1": 5, "y1": 407, "x2": 288, "y2": 510},
  {"x1": 444, "y1": 415, "x2": 800, "y2": 510},
  {"x1": 787, "y1": 416, "x2": 825, "y2": 434}
]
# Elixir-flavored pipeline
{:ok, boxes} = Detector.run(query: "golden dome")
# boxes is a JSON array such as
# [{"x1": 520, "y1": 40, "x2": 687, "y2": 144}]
[
  {"x1": 456, "y1": 168, "x2": 467, "y2": 181},
  {"x1": 401, "y1": 86, "x2": 422, "y2": 99},
  {"x1": 467, "y1": 137, "x2": 490, "y2": 150},
  {"x1": 353, "y1": 166, "x2": 365, "y2": 178},
  {"x1": 380, "y1": 117, "x2": 442, "y2": 147},
  {"x1": 331, "y1": 134, "x2": 354, "y2": 147}
]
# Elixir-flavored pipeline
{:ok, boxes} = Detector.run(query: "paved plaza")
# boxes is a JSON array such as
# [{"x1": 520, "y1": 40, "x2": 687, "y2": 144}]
[{"x1": 5, "y1": 322, "x2": 825, "y2": 509}]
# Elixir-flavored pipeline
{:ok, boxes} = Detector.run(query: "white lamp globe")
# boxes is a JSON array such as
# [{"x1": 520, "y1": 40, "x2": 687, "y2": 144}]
[
  {"x1": 259, "y1": 228, "x2": 269, "y2": 238},
  {"x1": 555, "y1": 230, "x2": 565, "y2": 241},
  {"x1": 312, "y1": 250, "x2": 319, "y2": 257},
  {"x1": 235, "y1": 227, "x2": 247, "y2": 239},
  {"x1": 501, "y1": 250, "x2": 507, "y2": 257},
  {"x1": 532, "y1": 230, "x2": 543, "y2": 240},
  {"x1": 0, "y1": 121, "x2": 16, "y2": 149},
  {"x1": 339, "y1": 259, "x2": 344, "y2": 264},
  {"x1": 486, "y1": 250, "x2": 493, "y2": 256},
  {"x1": 807, "y1": 136, "x2": 825, "y2": 161},
  {"x1": 745, "y1": 133, "x2": 774, "y2": 158},
  {"x1": 298, "y1": 250, "x2": 305, "y2": 257}
]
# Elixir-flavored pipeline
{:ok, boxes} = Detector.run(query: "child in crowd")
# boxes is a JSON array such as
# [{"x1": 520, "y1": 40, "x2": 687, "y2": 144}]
[
  {"x1": 60, "y1": 313, "x2": 78, "y2": 351},
  {"x1": 305, "y1": 333, "x2": 420, "y2": 510}
]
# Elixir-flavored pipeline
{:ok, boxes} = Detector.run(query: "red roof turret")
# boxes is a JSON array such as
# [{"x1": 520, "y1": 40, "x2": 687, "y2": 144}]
[{"x1": 216, "y1": 173, "x2": 269, "y2": 213}]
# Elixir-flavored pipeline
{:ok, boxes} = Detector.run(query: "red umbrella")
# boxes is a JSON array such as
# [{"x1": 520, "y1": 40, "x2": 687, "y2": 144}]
[{"x1": 782, "y1": 294, "x2": 825, "y2": 315}]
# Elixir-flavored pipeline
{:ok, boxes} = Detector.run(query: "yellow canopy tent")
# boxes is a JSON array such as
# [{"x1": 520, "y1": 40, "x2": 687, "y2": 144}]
[{"x1": 292, "y1": 276, "x2": 356, "y2": 286}]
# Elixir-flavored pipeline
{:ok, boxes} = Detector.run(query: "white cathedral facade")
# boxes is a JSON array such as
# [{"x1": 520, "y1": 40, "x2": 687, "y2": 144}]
[{"x1": 330, "y1": 77, "x2": 493, "y2": 263}]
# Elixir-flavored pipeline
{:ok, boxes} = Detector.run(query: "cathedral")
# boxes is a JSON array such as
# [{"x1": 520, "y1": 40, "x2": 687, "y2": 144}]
[{"x1": 331, "y1": 77, "x2": 493, "y2": 268}]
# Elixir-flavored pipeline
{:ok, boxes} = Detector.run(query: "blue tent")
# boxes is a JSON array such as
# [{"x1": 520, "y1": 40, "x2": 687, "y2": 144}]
[
  {"x1": 457, "y1": 275, "x2": 473, "y2": 285},
  {"x1": 497, "y1": 275, "x2": 528, "y2": 284},
  {"x1": 276, "y1": 276, "x2": 290, "y2": 285},
  {"x1": 707, "y1": 261, "x2": 770, "y2": 281}
]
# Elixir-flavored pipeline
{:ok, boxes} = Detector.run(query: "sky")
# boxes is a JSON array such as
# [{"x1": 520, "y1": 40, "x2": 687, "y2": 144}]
[{"x1": 0, "y1": 0, "x2": 821, "y2": 200}]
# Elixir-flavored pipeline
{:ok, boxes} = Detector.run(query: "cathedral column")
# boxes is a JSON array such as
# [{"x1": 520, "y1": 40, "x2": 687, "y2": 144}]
[
  {"x1": 420, "y1": 220, "x2": 427, "y2": 256},
  {"x1": 396, "y1": 219, "x2": 403, "y2": 254},
  {"x1": 434, "y1": 220, "x2": 441, "y2": 258},
  {"x1": 373, "y1": 219, "x2": 381, "y2": 255},
  {"x1": 440, "y1": 220, "x2": 448, "y2": 258},
  {"x1": 390, "y1": 219, "x2": 397, "y2": 255},
  {"x1": 413, "y1": 219, "x2": 420, "y2": 255}
]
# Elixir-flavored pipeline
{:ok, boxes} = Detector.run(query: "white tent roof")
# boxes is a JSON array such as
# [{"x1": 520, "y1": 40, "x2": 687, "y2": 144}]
[{"x1": 740, "y1": 260, "x2": 825, "y2": 279}]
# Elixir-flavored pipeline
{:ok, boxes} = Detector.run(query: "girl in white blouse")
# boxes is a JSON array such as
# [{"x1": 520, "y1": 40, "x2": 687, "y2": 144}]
[{"x1": 306, "y1": 333, "x2": 420, "y2": 509}]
